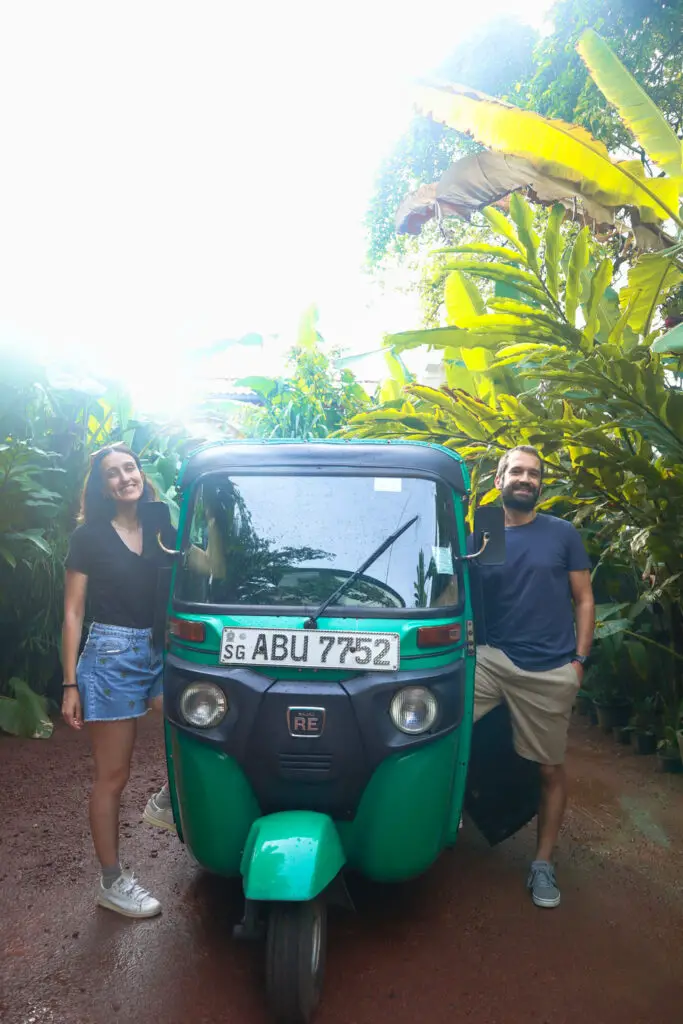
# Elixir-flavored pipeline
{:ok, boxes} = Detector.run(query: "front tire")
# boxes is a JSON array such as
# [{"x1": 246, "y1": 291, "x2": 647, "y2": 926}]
[{"x1": 265, "y1": 899, "x2": 327, "y2": 1024}]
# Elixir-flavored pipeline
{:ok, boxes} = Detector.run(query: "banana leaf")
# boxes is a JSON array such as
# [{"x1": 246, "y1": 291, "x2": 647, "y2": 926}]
[
  {"x1": 442, "y1": 258, "x2": 550, "y2": 306},
  {"x1": 444, "y1": 270, "x2": 485, "y2": 325},
  {"x1": 395, "y1": 150, "x2": 618, "y2": 236},
  {"x1": 509, "y1": 193, "x2": 540, "y2": 275},
  {"x1": 416, "y1": 83, "x2": 680, "y2": 225},
  {"x1": 618, "y1": 255, "x2": 683, "y2": 335},
  {"x1": 544, "y1": 203, "x2": 565, "y2": 300},
  {"x1": 652, "y1": 321, "x2": 683, "y2": 354},
  {"x1": 432, "y1": 243, "x2": 526, "y2": 264},
  {"x1": 583, "y1": 258, "x2": 613, "y2": 346},
  {"x1": 565, "y1": 227, "x2": 590, "y2": 326},
  {"x1": 576, "y1": 30, "x2": 683, "y2": 180}
]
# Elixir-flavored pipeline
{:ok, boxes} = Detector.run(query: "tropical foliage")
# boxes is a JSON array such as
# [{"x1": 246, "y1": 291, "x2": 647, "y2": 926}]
[
  {"x1": 368, "y1": 0, "x2": 683, "y2": 263},
  {"x1": 349, "y1": 196, "x2": 683, "y2": 746},
  {"x1": 405, "y1": 26, "x2": 681, "y2": 255},
  {"x1": 352, "y1": 29, "x2": 683, "y2": 752},
  {"x1": 526, "y1": 0, "x2": 683, "y2": 158},
  {"x1": 366, "y1": 16, "x2": 537, "y2": 262},
  {"x1": 0, "y1": 325, "x2": 369, "y2": 736},
  {"x1": 0, "y1": 353, "x2": 194, "y2": 734},
  {"x1": 237, "y1": 309, "x2": 369, "y2": 439}
]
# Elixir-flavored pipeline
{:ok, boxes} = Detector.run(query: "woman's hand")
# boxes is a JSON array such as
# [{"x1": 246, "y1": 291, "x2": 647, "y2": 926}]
[{"x1": 62, "y1": 687, "x2": 83, "y2": 730}]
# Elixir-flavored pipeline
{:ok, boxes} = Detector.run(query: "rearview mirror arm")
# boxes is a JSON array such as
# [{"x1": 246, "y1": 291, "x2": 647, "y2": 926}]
[
  {"x1": 454, "y1": 532, "x2": 490, "y2": 562},
  {"x1": 156, "y1": 532, "x2": 182, "y2": 558}
]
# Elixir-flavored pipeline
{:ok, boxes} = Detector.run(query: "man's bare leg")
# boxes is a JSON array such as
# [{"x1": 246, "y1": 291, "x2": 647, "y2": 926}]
[
  {"x1": 536, "y1": 763, "x2": 566, "y2": 862},
  {"x1": 528, "y1": 763, "x2": 566, "y2": 908}
]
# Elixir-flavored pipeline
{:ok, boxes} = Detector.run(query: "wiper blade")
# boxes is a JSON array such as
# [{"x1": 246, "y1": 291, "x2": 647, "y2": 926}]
[{"x1": 303, "y1": 515, "x2": 419, "y2": 629}]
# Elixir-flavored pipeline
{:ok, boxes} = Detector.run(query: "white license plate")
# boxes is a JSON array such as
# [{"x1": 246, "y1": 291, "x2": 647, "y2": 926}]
[{"x1": 220, "y1": 627, "x2": 399, "y2": 672}]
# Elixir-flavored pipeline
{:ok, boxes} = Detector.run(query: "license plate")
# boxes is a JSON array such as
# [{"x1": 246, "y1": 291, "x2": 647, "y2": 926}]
[{"x1": 220, "y1": 627, "x2": 400, "y2": 672}]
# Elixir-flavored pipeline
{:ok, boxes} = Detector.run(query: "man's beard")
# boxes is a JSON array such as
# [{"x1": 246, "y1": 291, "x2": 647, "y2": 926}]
[{"x1": 501, "y1": 482, "x2": 540, "y2": 512}]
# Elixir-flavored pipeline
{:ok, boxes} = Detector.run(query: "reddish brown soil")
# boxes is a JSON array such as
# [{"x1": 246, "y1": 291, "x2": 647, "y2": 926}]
[{"x1": 1, "y1": 714, "x2": 682, "y2": 1024}]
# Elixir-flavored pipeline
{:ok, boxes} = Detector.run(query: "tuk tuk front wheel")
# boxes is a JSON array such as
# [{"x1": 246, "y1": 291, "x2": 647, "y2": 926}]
[{"x1": 265, "y1": 899, "x2": 327, "y2": 1024}]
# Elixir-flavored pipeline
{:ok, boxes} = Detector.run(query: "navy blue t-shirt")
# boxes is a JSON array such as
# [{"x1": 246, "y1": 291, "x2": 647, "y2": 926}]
[{"x1": 477, "y1": 513, "x2": 591, "y2": 672}]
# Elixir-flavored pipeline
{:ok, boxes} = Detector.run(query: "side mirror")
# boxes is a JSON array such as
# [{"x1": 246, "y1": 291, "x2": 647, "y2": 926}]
[
  {"x1": 471, "y1": 506, "x2": 506, "y2": 565},
  {"x1": 139, "y1": 501, "x2": 172, "y2": 533}
]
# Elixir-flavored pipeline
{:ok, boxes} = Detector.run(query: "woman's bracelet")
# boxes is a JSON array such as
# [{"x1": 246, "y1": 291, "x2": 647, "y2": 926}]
[{"x1": 63, "y1": 683, "x2": 78, "y2": 689}]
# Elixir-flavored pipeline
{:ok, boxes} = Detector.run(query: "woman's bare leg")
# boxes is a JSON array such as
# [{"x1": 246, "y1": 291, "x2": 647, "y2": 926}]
[
  {"x1": 143, "y1": 693, "x2": 174, "y2": 827},
  {"x1": 88, "y1": 719, "x2": 137, "y2": 869}
]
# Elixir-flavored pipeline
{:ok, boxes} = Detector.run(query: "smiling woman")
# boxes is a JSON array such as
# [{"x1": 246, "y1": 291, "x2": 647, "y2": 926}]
[
  {"x1": 60, "y1": 443, "x2": 174, "y2": 918},
  {"x1": 60, "y1": 442, "x2": 226, "y2": 920}
]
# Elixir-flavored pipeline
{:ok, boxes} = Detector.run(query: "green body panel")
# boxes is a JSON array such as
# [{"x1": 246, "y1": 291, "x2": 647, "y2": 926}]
[
  {"x1": 167, "y1": 724, "x2": 469, "y2": 884},
  {"x1": 446, "y1": 477, "x2": 475, "y2": 845},
  {"x1": 163, "y1": 720, "x2": 184, "y2": 843},
  {"x1": 446, "y1": 681, "x2": 474, "y2": 847},
  {"x1": 337, "y1": 732, "x2": 462, "y2": 880},
  {"x1": 241, "y1": 811, "x2": 346, "y2": 901},
  {"x1": 169, "y1": 726, "x2": 261, "y2": 875}
]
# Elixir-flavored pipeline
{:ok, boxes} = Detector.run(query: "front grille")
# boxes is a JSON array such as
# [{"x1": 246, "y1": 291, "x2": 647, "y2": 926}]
[{"x1": 278, "y1": 753, "x2": 332, "y2": 778}]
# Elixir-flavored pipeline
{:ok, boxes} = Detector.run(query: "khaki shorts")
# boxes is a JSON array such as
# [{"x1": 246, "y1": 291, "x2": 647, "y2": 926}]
[{"x1": 474, "y1": 645, "x2": 580, "y2": 765}]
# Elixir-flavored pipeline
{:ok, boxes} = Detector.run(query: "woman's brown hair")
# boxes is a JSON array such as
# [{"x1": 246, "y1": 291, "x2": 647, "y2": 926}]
[{"x1": 78, "y1": 443, "x2": 157, "y2": 524}]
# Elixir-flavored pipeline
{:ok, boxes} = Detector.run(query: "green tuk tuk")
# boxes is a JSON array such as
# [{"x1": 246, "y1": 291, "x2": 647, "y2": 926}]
[{"x1": 159, "y1": 440, "x2": 539, "y2": 1023}]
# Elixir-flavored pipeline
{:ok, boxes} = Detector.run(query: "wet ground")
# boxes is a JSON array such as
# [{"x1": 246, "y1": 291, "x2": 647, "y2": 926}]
[{"x1": 1, "y1": 714, "x2": 682, "y2": 1024}]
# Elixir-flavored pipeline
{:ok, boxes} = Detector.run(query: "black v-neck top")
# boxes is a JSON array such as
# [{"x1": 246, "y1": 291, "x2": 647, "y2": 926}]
[{"x1": 65, "y1": 517, "x2": 177, "y2": 628}]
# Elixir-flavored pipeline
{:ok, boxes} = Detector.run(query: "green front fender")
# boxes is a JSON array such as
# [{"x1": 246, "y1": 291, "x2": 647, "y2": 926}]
[{"x1": 241, "y1": 811, "x2": 346, "y2": 902}]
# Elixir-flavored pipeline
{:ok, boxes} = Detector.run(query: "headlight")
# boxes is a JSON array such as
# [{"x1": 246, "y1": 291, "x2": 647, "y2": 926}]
[
  {"x1": 179, "y1": 682, "x2": 228, "y2": 728},
  {"x1": 389, "y1": 686, "x2": 438, "y2": 735}
]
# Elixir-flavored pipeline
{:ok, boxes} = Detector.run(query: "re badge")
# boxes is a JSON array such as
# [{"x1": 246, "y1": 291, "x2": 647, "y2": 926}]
[{"x1": 287, "y1": 707, "x2": 326, "y2": 738}]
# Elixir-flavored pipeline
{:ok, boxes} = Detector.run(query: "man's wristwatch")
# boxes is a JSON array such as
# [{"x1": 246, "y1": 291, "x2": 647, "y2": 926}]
[{"x1": 572, "y1": 654, "x2": 588, "y2": 666}]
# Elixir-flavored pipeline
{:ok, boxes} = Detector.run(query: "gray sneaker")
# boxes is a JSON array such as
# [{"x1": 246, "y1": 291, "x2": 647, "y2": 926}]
[
  {"x1": 527, "y1": 860, "x2": 561, "y2": 908},
  {"x1": 143, "y1": 790, "x2": 176, "y2": 832},
  {"x1": 97, "y1": 870, "x2": 162, "y2": 918}
]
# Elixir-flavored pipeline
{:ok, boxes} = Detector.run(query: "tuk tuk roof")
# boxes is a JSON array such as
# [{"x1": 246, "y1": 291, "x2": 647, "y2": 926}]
[{"x1": 177, "y1": 439, "x2": 469, "y2": 493}]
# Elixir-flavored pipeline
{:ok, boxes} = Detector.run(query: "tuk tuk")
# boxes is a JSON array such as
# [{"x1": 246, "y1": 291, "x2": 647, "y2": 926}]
[{"x1": 159, "y1": 440, "x2": 539, "y2": 1023}]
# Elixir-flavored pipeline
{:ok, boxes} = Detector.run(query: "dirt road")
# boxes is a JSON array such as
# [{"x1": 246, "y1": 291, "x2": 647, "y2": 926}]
[{"x1": 1, "y1": 715, "x2": 682, "y2": 1024}]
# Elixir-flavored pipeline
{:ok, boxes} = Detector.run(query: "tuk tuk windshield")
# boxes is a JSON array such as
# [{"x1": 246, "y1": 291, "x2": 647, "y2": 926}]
[{"x1": 176, "y1": 473, "x2": 461, "y2": 611}]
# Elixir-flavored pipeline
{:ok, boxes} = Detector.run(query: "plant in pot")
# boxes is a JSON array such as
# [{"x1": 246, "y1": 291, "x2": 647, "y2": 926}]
[
  {"x1": 577, "y1": 663, "x2": 601, "y2": 726},
  {"x1": 590, "y1": 678, "x2": 633, "y2": 734},
  {"x1": 656, "y1": 726, "x2": 683, "y2": 774},
  {"x1": 614, "y1": 723, "x2": 633, "y2": 745},
  {"x1": 630, "y1": 697, "x2": 658, "y2": 756},
  {"x1": 654, "y1": 698, "x2": 683, "y2": 773},
  {"x1": 573, "y1": 679, "x2": 593, "y2": 720},
  {"x1": 663, "y1": 700, "x2": 683, "y2": 770}
]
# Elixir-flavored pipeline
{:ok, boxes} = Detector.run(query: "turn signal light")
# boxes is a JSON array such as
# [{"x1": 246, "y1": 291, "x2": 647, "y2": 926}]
[
  {"x1": 416, "y1": 623, "x2": 461, "y2": 648},
  {"x1": 168, "y1": 617, "x2": 206, "y2": 643}
]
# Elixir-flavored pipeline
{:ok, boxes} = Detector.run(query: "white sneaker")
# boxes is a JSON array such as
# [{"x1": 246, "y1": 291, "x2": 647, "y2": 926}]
[
  {"x1": 97, "y1": 870, "x2": 162, "y2": 918},
  {"x1": 142, "y1": 791, "x2": 176, "y2": 832}
]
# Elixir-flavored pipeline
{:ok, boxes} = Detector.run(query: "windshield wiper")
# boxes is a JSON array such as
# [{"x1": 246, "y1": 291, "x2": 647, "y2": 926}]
[{"x1": 303, "y1": 515, "x2": 419, "y2": 629}]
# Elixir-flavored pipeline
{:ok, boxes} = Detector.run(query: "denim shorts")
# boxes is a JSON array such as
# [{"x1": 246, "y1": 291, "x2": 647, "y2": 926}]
[{"x1": 77, "y1": 623, "x2": 163, "y2": 722}]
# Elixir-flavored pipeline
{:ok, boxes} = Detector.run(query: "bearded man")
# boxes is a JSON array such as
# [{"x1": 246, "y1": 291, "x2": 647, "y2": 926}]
[{"x1": 474, "y1": 446, "x2": 595, "y2": 908}]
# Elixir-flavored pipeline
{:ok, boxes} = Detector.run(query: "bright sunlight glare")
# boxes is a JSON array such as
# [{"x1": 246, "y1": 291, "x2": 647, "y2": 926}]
[{"x1": 0, "y1": 0, "x2": 551, "y2": 415}]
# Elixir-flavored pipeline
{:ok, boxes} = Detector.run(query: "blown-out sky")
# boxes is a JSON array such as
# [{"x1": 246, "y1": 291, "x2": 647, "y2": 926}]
[{"x1": 0, "y1": 1, "x2": 550, "y2": 412}]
